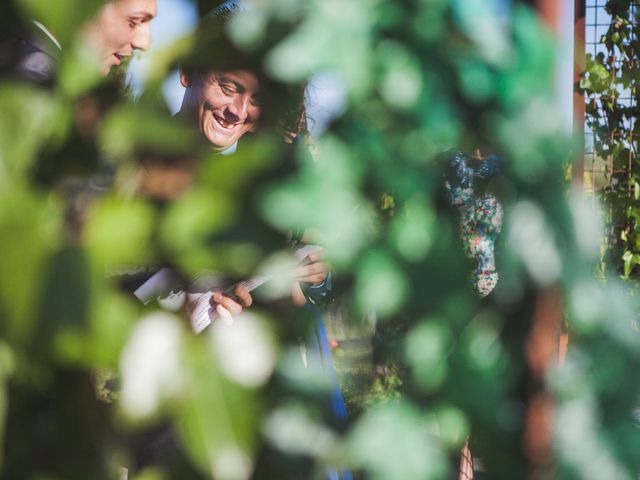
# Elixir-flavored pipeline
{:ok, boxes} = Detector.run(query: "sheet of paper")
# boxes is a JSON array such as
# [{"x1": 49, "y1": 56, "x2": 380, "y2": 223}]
[{"x1": 135, "y1": 245, "x2": 324, "y2": 334}]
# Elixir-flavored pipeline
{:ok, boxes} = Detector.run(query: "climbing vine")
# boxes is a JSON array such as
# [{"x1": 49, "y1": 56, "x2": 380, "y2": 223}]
[{"x1": 579, "y1": 0, "x2": 640, "y2": 278}]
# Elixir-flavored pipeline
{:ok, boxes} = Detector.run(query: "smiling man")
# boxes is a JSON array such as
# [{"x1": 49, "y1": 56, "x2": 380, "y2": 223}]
[
  {"x1": 178, "y1": 68, "x2": 261, "y2": 153},
  {"x1": 84, "y1": 0, "x2": 157, "y2": 74},
  {"x1": 2, "y1": 0, "x2": 157, "y2": 84}
]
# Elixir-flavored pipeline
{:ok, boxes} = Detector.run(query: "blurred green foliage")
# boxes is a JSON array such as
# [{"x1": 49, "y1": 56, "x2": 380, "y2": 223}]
[{"x1": 1, "y1": 1, "x2": 640, "y2": 480}]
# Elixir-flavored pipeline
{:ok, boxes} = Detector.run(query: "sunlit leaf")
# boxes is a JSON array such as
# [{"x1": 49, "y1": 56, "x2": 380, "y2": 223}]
[
  {"x1": 17, "y1": 0, "x2": 102, "y2": 46},
  {"x1": 347, "y1": 400, "x2": 448, "y2": 480},
  {"x1": 0, "y1": 84, "x2": 61, "y2": 181},
  {"x1": 84, "y1": 195, "x2": 155, "y2": 268},
  {"x1": 100, "y1": 105, "x2": 195, "y2": 162},
  {"x1": 0, "y1": 187, "x2": 61, "y2": 344},
  {"x1": 355, "y1": 250, "x2": 409, "y2": 317},
  {"x1": 405, "y1": 319, "x2": 450, "y2": 392},
  {"x1": 389, "y1": 196, "x2": 435, "y2": 261},
  {"x1": 177, "y1": 330, "x2": 259, "y2": 480}
]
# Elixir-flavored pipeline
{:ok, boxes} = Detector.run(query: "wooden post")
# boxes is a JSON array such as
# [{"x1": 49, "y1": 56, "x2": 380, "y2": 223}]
[
  {"x1": 527, "y1": 2, "x2": 565, "y2": 478},
  {"x1": 536, "y1": 0, "x2": 561, "y2": 32}
]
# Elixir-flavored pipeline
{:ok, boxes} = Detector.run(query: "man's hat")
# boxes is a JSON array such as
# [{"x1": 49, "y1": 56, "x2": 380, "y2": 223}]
[
  {"x1": 207, "y1": 0, "x2": 246, "y2": 18},
  {"x1": 181, "y1": 0, "x2": 258, "y2": 74}
]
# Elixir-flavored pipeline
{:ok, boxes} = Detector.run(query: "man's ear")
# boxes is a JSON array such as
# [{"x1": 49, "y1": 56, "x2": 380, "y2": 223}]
[{"x1": 180, "y1": 70, "x2": 191, "y2": 88}]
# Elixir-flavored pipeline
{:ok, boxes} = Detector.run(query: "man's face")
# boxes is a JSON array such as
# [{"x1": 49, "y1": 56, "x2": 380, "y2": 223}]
[
  {"x1": 85, "y1": 0, "x2": 157, "y2": 74},
  {"x1": 181, "y1": 70, "x2": 261, "y2": 152}
]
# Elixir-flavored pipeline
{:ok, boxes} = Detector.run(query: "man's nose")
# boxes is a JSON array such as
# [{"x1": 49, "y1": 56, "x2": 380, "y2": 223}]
[
  {"x1": 227, "y1": 95, "x2": 251, "y2": 122},
  {"x1": 132, "y1": 24, "x2": 152, "y2": 52}
]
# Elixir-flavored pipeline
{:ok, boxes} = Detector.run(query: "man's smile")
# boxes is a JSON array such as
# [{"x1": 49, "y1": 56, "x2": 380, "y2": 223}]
[{"x1": 213, "y1": 113, "x2": 239, "y2": 129}]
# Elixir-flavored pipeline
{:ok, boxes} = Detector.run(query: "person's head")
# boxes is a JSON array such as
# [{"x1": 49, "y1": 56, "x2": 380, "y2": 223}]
[
  {"x1": 179, "y1": 68, "x2": 261, "y2": 152},
  {"x1": 84, "y1": 0, "x2": 157, "y2": 74},
  {"x1": 178, "y1": 5, "x2": 308, "y2": 150}
]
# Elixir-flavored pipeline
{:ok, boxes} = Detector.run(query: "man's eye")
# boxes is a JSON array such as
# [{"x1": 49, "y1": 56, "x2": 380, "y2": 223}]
[
  {"x1": 128, "y1": 18, "x2": 145, "y2": 28},
  {"x1": 220, "y1": 84, "x2": 236, "y2": 95},
  {"x1": 250, "y1": 98, "x2": 260, "y2": 107}
]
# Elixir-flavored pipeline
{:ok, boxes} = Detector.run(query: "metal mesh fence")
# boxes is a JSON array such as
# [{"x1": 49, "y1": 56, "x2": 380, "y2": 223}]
[{"x1": 584, "y1": 0, "x2": 639, "y2": 256}]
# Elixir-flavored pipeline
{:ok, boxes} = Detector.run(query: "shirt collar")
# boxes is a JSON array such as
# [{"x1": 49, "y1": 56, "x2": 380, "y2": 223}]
[
  {"x1": 219, "y1": 142, "x2": 238, "y2": 155},
  {"x1": 32, "y1": 21, "x2": 62, "y2": 51}
]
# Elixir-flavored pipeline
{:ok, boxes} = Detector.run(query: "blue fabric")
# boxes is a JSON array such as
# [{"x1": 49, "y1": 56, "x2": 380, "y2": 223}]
[
  {"x1": 304, "y1": 304, "x2": 352, "y2": 479},
  {"x1": 304, "y1": 305, "x2": 348, "y2": 422},
  {"x1": 326, "y1": 467, "x2": 353, "y2": 480}
]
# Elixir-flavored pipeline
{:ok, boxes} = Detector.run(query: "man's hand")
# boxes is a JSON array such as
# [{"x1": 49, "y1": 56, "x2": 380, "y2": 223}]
[
  {"x1": 295, "y1": 249, "x2": 329, "y2": 285},
  {"x1": 212, "y1": 284, "x2": 253, "y2": 324},
  {"x1": 292, "y1": 249, "x2": 330, "y2": 306}
]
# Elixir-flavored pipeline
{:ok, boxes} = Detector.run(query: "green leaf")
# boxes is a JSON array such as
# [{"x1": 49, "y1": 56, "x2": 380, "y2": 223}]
[
  {"x1": 355, "y1": 250, "x2": 409, "y2": 317},
  {"x1": 100, "y1": 106, "x2": 195, "y2": 162},
  {"x1": 390, "y1": 196, "x2": 435, "y2": 261},
  {"x1": 84, "y1": 196, "x2": 155, "y2": 268},
  {"x1": 58, "y1": 43, "x2": 104, "y2": 96},
  {"x1": 347, "y1": 401, "x2": 448, "y2": 480},
  {"x1": 160, "y1": 188, "x2": 235, "y2": 272},
  {"x1": 0, "y1": 84, "x2": 61, "y2": 181},
  {"x1": 17, "y1": 0, "x2": 102, "y2": 47},
  {"x1": 0, "y1": 187, "x2": 61, "y2": 345},
  {"x1": 177, "y1": 332, "x2": 259, "y2": 480},
  {"x1": 405, "y1": 319, "x2": 451, "y2": 392}
]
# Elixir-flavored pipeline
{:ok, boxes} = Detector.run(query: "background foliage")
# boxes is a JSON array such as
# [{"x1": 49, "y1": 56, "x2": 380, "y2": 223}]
[
  {"x1": 579, "y1": 0, "x2": 640, "y2": 279},
  {"x1": 1, "y1": 1, "x2": 640, "y2": 479}
]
